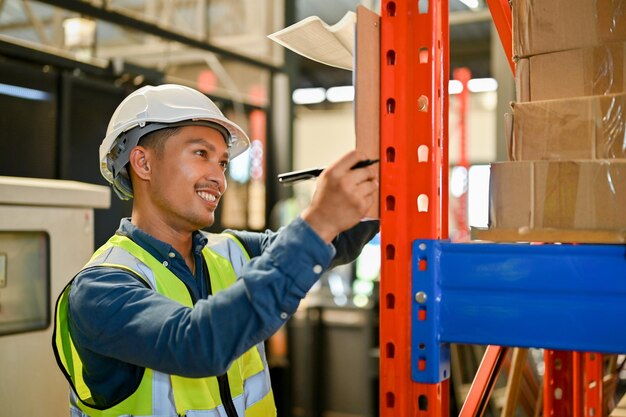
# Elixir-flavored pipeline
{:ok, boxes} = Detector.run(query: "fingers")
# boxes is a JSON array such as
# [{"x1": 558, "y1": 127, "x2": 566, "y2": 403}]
[
  {"x1": 323, "y1": 150, "x2": 379, "y2": 209},
  {"x1": 326, "y1": 150, "x2": 370, "y2": 173},
  {"x1": 352, "y1": 162, "x2": 378, "y2": 185},
  {"x1": 353, "y1": 176, "x2": 379, "y2": 209},
  {"x1": 323, "y1": 151, "x2": 378, "y2": 186},
  {"x1": 335, "y1": 170, "x2": 378, "y2": 219},
  {"x1": 301, "y1": 150, "x2": 379, "y2": 242},
  {"x1": 359, "y1": 174, "x2": 380, "y2": 196}
]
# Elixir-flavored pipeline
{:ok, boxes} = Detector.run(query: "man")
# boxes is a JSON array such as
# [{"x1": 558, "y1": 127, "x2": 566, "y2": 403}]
[{"x1": 53, "y1": 84, "x2": 379, "y2": 417}]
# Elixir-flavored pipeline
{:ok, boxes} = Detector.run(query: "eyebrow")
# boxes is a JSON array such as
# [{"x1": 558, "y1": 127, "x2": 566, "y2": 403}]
[{"x1": 185, "y1": 138, "x2": 230, "y2": 159}]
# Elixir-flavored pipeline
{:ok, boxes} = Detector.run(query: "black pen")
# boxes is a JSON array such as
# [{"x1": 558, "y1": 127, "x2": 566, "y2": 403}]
[{"x1": 278, "y1": 159, "x2": 379, "y2": 184}]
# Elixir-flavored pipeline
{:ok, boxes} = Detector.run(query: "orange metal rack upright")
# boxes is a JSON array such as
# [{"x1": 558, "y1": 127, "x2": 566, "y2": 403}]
[{"x1": 379, "y1": 0, "x2": 450, "y2": 415}]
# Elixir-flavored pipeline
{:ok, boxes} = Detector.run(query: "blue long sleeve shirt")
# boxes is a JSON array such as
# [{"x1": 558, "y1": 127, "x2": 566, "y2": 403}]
[{"x1": 67, "y1": 217, "x2": 379, "y2": 407}]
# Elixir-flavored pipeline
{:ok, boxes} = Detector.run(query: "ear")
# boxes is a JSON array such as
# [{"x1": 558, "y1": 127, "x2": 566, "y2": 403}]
[{"x1": 128, "y1": 146, "x2": 152, "y2": 180}]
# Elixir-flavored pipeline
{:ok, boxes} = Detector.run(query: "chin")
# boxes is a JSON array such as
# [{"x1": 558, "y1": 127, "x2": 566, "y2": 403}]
[
  {"x1": 198, "y1": 215, "x2": 215, "y2": 230},
  {"x1": 183, "y1": 214, "x2": 214, "y2": 231},
  {"x1": 186, "y1": 205, "x2": 217, "y2": 230}
]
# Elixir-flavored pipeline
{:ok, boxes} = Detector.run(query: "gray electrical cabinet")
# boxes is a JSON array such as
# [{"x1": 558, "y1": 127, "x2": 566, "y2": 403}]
[{"x1": 0, "y1": 176, "x2": 109, "y2": 416}]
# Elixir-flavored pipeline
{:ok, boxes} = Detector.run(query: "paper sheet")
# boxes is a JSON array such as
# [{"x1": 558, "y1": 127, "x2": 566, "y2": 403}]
[{"x1": 268, "y1": 11, "x2": 356, "y2": 70}]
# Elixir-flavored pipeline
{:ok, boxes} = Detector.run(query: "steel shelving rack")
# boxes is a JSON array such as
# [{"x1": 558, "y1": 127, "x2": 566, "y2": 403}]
[{"x1": 377, "y1": 1, "x2": 626, "y2": 416}]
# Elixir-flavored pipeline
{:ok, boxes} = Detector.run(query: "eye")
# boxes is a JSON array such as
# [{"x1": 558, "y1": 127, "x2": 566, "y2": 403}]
[
  {"x1": 219, "y1": 161, "x2": 229, "y2": 172},
  {"x1": 194, "y1": 149, "x2": 208, "y2": 158}
]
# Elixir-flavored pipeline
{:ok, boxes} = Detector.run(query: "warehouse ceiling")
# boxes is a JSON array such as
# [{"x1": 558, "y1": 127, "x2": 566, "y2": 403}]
[{"x1": 0, "y1": 0, "x2": 494, "y2": 94}]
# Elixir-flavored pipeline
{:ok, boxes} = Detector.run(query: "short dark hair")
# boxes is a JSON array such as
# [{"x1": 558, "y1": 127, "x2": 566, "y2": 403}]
[{"x1": 137, "y1": 126, "x2": 183, "y2": 156}]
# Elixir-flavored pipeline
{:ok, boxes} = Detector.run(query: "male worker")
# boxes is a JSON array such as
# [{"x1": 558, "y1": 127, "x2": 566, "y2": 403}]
[{"x1": 53, "y1": 84, "x2": 379, "y2": 417}]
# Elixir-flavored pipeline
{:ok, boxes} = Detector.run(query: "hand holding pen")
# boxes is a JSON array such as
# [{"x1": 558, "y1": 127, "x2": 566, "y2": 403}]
[
  {"x1": 278, "y1": 158, "x2": 380, "y2": 184},
  {"x1": 299, "y1": 151, "x2": 379, "y2": 242}
]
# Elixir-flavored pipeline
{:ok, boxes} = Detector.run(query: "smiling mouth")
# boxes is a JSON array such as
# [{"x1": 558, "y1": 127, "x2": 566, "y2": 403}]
[{"x1": 196, "y1": 191, "x2": 217, "y2": 202}]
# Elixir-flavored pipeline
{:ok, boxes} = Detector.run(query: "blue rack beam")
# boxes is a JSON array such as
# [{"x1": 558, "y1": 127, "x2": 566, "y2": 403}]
[{"x1": 411, "y1": 240, "x2": 626, "y2": 383}]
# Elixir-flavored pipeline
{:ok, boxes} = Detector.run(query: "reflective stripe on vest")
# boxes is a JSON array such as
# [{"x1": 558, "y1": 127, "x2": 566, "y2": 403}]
[{"x1": 53, "y1": 233, "x2": 277, "y2": 417}]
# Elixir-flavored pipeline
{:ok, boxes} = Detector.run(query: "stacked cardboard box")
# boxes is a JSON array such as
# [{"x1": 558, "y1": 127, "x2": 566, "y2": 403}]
[
  {"x1": 515, "y1": 42, "x2": 626, "y2": 103},
  {"x1": 482, "y1": 0, "x2": 626, "y2": 243},
  {"x1": 512, "y1": 0, "x2": 626, "y2": 58},
  {"x1": 610, "y1": 392, "x2": 626, "y2": 417}
]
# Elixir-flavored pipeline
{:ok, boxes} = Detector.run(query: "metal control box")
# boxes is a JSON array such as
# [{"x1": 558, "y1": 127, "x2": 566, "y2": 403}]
[{"x1": 0, "y1": 176, "x2": 109, "y2": 416}]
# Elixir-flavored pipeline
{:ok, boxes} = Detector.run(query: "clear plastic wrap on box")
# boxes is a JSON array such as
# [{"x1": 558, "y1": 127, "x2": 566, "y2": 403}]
[
  {"x1": 509, "y1": 93, "x2": 626, "y2": 161},
  {"x1": 513, "y1": 0, "x2": 626, "y2": 58},
  {"x1": 516, "y1": 42, "x2": 626, "y2": 102},
  {"x1": 485, "y1": 160, "x2": 626, "y2": 242}
]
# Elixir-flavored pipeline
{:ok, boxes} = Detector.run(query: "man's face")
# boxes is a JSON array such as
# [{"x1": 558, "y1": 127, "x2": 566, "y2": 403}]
[{"x1": 147, "y1": 125, "x2": 229, "y2": 231}]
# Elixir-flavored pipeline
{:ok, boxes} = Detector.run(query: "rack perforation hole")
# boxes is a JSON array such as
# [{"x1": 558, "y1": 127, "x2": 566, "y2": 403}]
[
  {"x1": 386, "y1": 98, "x2": 396, "y2": 114},
  {"x1": 418, "y1": 258, "x2": 427, "y2": 271},
  {"x1": 386, "y1": 146, "x2": 396, "y2": 162},
  {"x1": 419, "y1": 343, "x2": 426, "y2": 350},
  {"x1": 554, "y1": 387, "x2": 563, "y2": 400},
  {"x1": 418, "y1": 0, "x2": 429, "y2": 14},
  {"x1": 418, "y1": 95, "x2": 429, "y2": 112},
  {"x1": 419, "y1": 47, "x2": 429, "y2": 63},
  {"x1": 386, "y1": 293, "x2": 395, "y2": 309},
  {"x1": 386, "y1": 244, "x2": 395, "y2": 260},
  {"x1": 386, "y1": 2, "x2": 396, "y2": 17},
  {"x1": 387, "y1": 50, "x2": 396, "y2": 65},
  {"x1": 418, "y1": 357, "x2": 426, "y2": 371},
  {"x1": 418, "y1": 394, "x2": 428, "y2": 410},
  {"x1": 386, "y1": 342, "x2": 395, "y2": 358},
  {"x1": 418, "y1": 306, "x2": 427, "y2": 321},
  {"x1": 386, "y1": 195, "x2": 396, "y2": 211},
  {"x1": 386, "y1": 392, "x2": 395, "y2": 408},
  {"x1": 417, "y1": 145, "x2": 429, "y2": 162},
  {"x1": 417, "y1": 194, "x2": 429, "y2": 212}
]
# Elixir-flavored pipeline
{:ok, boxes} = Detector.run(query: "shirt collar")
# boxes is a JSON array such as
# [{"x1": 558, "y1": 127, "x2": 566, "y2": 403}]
[{"x1": 118, "y1": 218, "x2": 209, "y2": 260}]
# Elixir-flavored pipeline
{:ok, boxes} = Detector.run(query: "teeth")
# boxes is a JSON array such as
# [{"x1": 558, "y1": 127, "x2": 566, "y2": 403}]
[{"x1": 197, "y1": 191, "x2": 217, "y2": 202}]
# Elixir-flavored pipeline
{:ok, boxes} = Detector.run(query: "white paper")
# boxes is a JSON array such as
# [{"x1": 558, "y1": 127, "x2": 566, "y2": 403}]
[{"x1": 268, "y1": 11, "x2": 356, "y2": 71}]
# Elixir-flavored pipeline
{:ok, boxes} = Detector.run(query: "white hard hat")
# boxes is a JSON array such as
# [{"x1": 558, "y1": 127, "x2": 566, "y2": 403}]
[{"x1": 99, "y1": 84, "x2": 250, "y2": 200}]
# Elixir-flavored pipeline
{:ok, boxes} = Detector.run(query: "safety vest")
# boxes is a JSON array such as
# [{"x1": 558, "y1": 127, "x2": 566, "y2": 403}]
[{"x1": 53, "y1": 233, "x2": 277, "y2": 417}]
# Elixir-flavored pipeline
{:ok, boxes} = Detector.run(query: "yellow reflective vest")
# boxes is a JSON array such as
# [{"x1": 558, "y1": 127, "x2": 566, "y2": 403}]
[{"x1": 53, "y1": 233, "x2": 277, "y2": 417}]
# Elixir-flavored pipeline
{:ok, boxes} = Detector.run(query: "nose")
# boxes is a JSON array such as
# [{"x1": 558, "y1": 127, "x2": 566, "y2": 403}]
[{"x1": 206, "y1": 164, "x2": 227, "y2": 194}]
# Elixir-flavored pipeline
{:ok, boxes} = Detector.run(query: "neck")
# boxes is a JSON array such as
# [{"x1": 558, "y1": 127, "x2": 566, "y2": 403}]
[{"x1": 131, "y1": 207, "x2": 196, "y2": 272}]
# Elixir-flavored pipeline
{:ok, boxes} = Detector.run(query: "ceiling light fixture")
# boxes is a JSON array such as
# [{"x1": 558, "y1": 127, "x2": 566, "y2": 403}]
[
  {"x1": 448, "y1": 78, "x2": 498, "y2": 95},
  {"x1": 468, "y1": 78, "x2": 498, "y2": 93},
  {"x1": 63, "y1": 16, "x2": 96, "y2": 60},
  {"x1": 0, "y1": 83, "x2": 51, "y2": 101},
  {"x1": 292, "y1": 77, "x2": 498, "y2": 105},
  {"x1": 448, "y1": 80, "x2": 464, "y2": 94},
  {"x1": 292, "y1": 88, "x2": 326, "y2": 105},
  {"x1": 326, "y1": 86, "x2": 355, "y2": 103}
]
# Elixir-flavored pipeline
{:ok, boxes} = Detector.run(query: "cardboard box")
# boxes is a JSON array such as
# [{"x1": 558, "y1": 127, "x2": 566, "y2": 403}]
[
  {"x1": 610, "y1": 393, "x2": 626, "y2": 417},
  {"x1": 489, "y1": 160, "x2": 626, "y2": 231},
  {"x1": 509, "y1": 93, "x2": 626, "y2": 161},
  {"x1": 472, "y1": 226, "x2": 626, "y2": 243},
  {"x1": 513, "y1": 0, "x2": 626, "y2": 58},
  {"x1": 516, "y1": 42, "x2": 626, "y2": 102}
]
